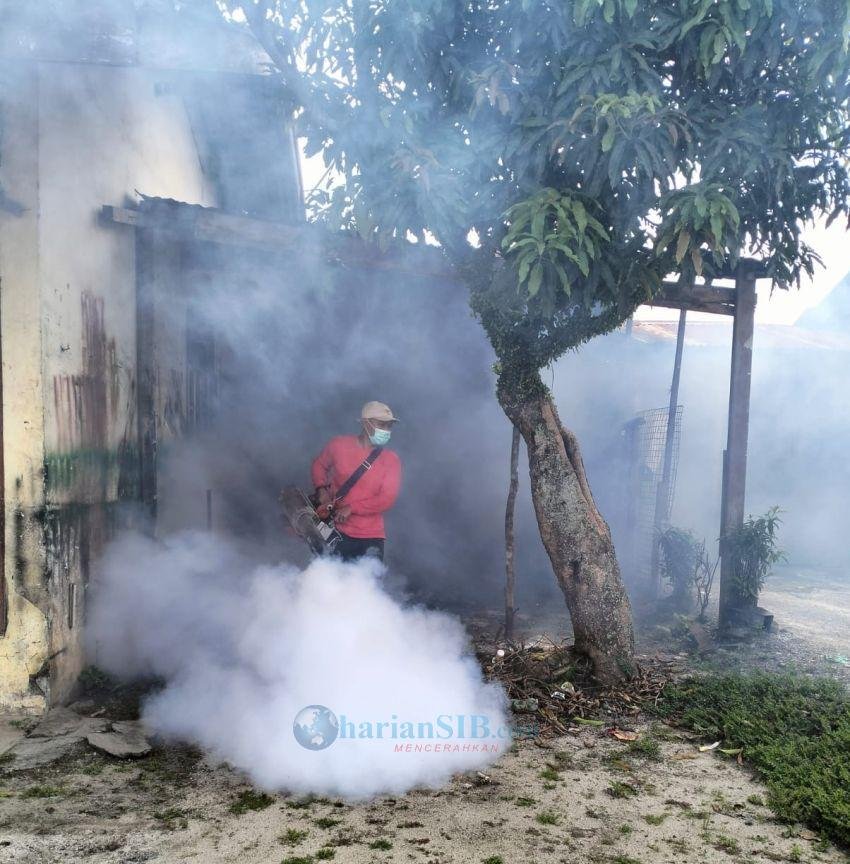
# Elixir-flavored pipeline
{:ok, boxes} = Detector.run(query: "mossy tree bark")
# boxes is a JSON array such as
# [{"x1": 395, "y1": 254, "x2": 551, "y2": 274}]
[{"x1": 497, "y1": 369, "x2": 635, "y2": 683}]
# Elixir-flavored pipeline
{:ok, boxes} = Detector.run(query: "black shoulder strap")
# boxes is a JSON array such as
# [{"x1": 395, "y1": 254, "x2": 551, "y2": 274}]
[{"x1": 335, "y1": 447, "x2": 384, "y2": 503}]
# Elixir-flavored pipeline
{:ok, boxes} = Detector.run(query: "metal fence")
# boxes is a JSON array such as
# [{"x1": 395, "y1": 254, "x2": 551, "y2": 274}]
[{"x1": 621, "y1": 405, "x2": 683, "y2": 586}]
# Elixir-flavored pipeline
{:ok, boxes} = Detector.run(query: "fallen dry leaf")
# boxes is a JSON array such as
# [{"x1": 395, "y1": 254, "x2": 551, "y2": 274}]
[
  {"x1": 611, "y1": 729, "x2": 639, "y2": 742},
  {"x1": 698, "y1": 740, "x2": 721, "y2": 752}
]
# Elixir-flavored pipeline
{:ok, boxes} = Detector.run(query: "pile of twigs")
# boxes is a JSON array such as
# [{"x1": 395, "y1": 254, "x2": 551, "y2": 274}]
[{"x1": 478, "y1": 636, "x2": 679, "y2": 736}]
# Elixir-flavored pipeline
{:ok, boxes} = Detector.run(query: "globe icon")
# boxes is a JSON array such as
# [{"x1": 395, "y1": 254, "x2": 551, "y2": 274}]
[{"x1": 293, "y1": 705, "x2": 339, "y2": 750}]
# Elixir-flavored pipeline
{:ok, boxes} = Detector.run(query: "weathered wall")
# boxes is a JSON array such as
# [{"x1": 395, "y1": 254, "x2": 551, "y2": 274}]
[
  {"x1": 0, "y1": 65, "x2": 50, "y2": 712},
  {"x1": 37, "y1": 62, "x2": 216, "y2": 706},
  {"x1": 0, "y1": 58, "x2": 216, "y2": 711}
]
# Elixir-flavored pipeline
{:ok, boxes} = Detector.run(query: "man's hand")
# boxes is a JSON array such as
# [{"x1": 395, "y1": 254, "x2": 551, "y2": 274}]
[
  {"x1": 334, "y1": 503, "x2": 352, "y2": 523},
  {"x1": 315, "y1": 486, "x2": 332, "y2": 506}
]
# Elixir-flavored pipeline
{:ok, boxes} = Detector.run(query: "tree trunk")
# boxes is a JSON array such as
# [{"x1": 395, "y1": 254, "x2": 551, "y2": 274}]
[
  {"x1": 498, "y1": 375, "x2": 635, "y2": 683},
  {"x1": 504, "y1": 424, "x2": 521, "y2": 643}
]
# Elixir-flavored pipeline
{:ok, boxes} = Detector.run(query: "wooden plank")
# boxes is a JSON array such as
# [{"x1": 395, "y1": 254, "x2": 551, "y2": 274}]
[
  {"x1": 102, "y1": 202, "x2": 453, "y2": 279},
  {"x1": 645, "y1": 297, "x2": 736, "y2": 316},
  {"x1": 134, "y1": 227, "x2": 183, "y2": 526},
  {"x1": 718, "y1": 268, "x2": 758, "y2": 630},
  {"x1": 659, "y1": 281, "x2": 738, "y2": 304}
]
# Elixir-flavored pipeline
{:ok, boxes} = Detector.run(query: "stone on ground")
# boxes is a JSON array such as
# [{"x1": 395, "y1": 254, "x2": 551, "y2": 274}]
[{"x1": 87, "y1": 721, "x2": 152, "y2": 759}]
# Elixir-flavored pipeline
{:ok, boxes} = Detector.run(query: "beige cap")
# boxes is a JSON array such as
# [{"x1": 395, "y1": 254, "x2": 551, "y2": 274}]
[{"x1": 360, "y1": 401, "x2": 400, "y2": 423}]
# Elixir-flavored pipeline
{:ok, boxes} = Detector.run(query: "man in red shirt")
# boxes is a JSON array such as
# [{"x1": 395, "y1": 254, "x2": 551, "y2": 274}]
[{"x1": 311, "y1": 401, "x2": 402, "y2": 562}]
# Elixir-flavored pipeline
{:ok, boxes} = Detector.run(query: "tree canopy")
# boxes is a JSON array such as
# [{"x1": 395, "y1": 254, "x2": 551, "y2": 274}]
[{"x1": 229, "y1": 0, "x2": 850, "y2": 377}]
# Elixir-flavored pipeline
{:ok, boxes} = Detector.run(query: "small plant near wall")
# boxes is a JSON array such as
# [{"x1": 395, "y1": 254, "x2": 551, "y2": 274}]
[
  {"x1": 693, "y1": 544, "x2": 718, "y2": 622},
  {"x1": 726, "y1": 507, "x2": 786, "y2": 601},
  {"x1": 657, "y1": 527, "x2": 700, "y2": 605}
]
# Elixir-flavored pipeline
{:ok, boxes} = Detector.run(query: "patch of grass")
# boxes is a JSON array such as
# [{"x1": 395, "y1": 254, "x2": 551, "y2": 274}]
[
  {"x1": 788, "y1": 844, "x2": 804, "y2": 862},
  {"x1": 20, "y1": 785, "x2": 64, "y2": 799},
  {"x1": 153, "y1": 807, "x2": 185, "y2": 820},
  {"x1": 153, "y1": 807, "x2": 188, "y2": 830},
  {"x1": 535, "y1": 811, "x2": 560, "y2": 825},
  {"x1": 747, "y1": 793, "x2": 765, "y2": 806},
  {"x1": 230, "y1": 789, "x2": 274, "y2": 815},
  {"x1": 609, "y1": 856, "x2": 642, "y2": 864},
  {"x1": 550, "y1": 750, "x2": 574, "y2": 767},
  {"x1": 316, "y1": 850, "x2": 335, "y2": 861},
  {"x1": 607, "y1": 781, "x2": 638, "y2": 799},
  {"x1": 627, "y1": 736, "x2": 661, "y2": 760},
  {"x1": 539, "y1": 767, "x2": 560, "y2": 781},
  {"x1": 711, "y1": 834, "x2": 741, "y2": 855},
  {"x1": 281, "y1": 858, "x2": 313, "y2": 864},
  {"x1": 603, "y1": 753, "x2": 633, "y2": 773},
  {"x1": 709, "y1": 790, "x2": 737, "y2": 816},
  {"x1": 369, "y1": 839, "x2": 392, "y2": 850},
  {"x1": 280, "y1": 829, "x2": 309, "y2": 846},
  {"x1": 482, "y1": 857, "x2": 504, "y2": 864},
  {"x1": 655, "y1": 672, "x2": 850, "y2": 847},
  {"x1": 314, "y1": 817, "x2": 342, "y2": 829},
  {"x1": 643, "y1": 813, "x2": 666, "y2": 826},
  {"x1": 514, "y1": 796, "x2": 536, "y2": 807},
  {"x1": 327, "y1": 830, "x2": 358, "y2": 847},
  {"x1": 286, "y1": 795, "x2": 319, "y2": 810},
  {"x1": 619, "y1": 823, "x2": 632, "y2": 835}
]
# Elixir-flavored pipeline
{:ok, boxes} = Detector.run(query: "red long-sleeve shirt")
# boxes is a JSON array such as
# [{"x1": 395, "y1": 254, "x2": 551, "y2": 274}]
[{"x1": 310, "y1": 435, "x2": 402, "y2": 539}]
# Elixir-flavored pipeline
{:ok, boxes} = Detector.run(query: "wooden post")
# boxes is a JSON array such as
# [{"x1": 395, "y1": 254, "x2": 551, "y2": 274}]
[
  {"x1": 504, "y1": 425, "x2": 521, "y2": 642},
  {"x1": 718, "y1": 265, "x2": 757, "y2": 630},
  {"x1": 649, "y1": 309, "x2": 687, "y2": 594},
  {"x1": 135, "y1": 227, "x2": 182, "y2": 530}
]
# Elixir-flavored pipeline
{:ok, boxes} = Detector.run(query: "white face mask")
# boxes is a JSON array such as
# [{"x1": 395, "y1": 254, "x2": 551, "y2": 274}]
[{"x1": 368, "y1": 425, "x2": 392, "y2": 446}]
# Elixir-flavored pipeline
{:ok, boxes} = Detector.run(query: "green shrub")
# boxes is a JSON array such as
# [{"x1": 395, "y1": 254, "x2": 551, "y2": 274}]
[
  {"x1": 725, "y1": 506, "x2": 785, "y2": 599},
  {"x1": 656, "y1": 673, "x2": 850, "y2": 846}
]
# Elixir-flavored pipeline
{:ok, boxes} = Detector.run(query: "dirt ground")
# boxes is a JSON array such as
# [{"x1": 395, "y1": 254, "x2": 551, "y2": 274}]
[
  {"x1": 1, "y1": 717, "x2": 847, "y2": 864},
  {"x1": 761, "y1": 567, "x2": 850, "y2": 662},
  {"x1": 1, "y1": 570, "x2": 848, "y2": 864}
]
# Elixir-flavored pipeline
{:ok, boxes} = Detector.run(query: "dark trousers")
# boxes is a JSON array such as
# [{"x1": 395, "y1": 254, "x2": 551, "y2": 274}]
[{"x1": 334, "y1": 534, "x2": 385, "y2": 563}]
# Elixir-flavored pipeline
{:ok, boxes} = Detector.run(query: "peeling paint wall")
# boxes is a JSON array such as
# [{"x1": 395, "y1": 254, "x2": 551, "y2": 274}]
[
  {"x1": 0, "y1": 65, "x2": 50, "y2": 712},
  {"x1": 0, "y1": 58, "x2": 216, "y2": 711}
]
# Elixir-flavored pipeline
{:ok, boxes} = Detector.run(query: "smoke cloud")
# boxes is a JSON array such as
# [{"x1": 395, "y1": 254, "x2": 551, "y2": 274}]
[{"x1": 87, "y1": 530, "x2": 509, "y2": 798}]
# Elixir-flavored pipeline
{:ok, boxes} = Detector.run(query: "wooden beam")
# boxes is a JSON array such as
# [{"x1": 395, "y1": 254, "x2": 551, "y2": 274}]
[
  {"x1": 646, "y1": 297, "x2": 736, "y2": 316},
  {"x1": 647, "y1": 280, "x2": 737, "y2": 316},
  {"x1": 718, "y1": 267, "x2": 758, "y2": 630},
  {"x1": 102, "y1": 202, "x2": 453, "y2": 279},
  {"x1": 103, "y1": 202, "x2": 309, "y2": 252}
]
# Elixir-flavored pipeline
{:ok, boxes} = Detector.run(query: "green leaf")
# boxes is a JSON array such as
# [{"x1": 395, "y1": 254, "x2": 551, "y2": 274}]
[
  {"x1": 528, "y1": 262, "x2": 543, "y2": 298},
  {"x1": 691, "y1": 246, "x2": 704, "y2": 277},
  {"x1": 518, "y1": 253, "x2": 534, "y2": 285},
  {"x1": 572, "y1": 199, "x2": 588, "y2": 234},
  {"x1": 531, "y1": 210, "x2": 546, "y2": 240},
  {"x1": 601, "y1": 124, "x2": 616, "y2": 153},
  {"x1": 675, "y1": 230, "x2": 691, "y2": 264},
  {"x1": 710, "y1": 212, "x2": 724, "y2": 247},
  {"x1": 553, "y1": 261, "x2": 571, "y2": 294},
  {"x1": 712, "y1": 31, "x2": 727, "y2": 64}
]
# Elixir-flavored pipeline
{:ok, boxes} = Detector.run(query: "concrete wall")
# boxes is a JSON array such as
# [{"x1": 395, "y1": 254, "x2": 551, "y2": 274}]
[
  {"x1": 0, "y1": 59, "x2": 216, "y2": 711},
  {"x1": 0, "y1": 65, "x2": 50, "y2": 712}
]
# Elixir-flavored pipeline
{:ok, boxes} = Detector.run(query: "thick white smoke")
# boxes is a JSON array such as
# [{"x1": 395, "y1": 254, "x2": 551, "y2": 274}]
[{"x1": 87, "y1": 531, "x2": 509, "y2": 798}]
